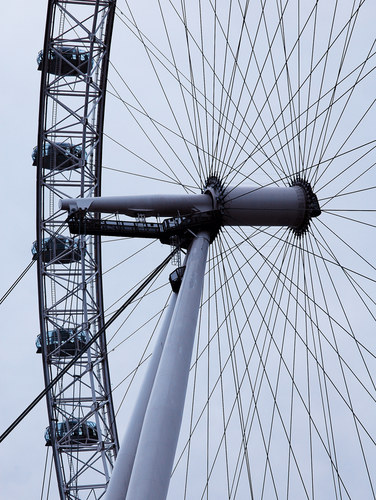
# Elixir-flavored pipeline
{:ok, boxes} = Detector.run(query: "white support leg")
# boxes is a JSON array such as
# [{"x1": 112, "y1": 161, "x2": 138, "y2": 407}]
[
  {"x1": 104, "y1": 293, "x2": 178, "y2": 500},
  {"x1": 125, "y1": 231, "x2": 210, "y2": 500}
]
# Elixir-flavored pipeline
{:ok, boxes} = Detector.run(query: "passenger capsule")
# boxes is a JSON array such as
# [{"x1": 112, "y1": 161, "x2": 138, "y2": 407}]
[
  {"x1": 32, "y1": 142, "x2": 82, "y2": 170},
  {"x1": 31, "y1": 236, "x2": 81, "y2": 264},
  {"x1": 45, "y1": 419, "x2": 98, "y2": 446},
  {"x1": 36, "y1": 328, "x2": 86, "y2": 357},
  {"x1": 37, "y1": 46, "x2": 91, "y2": 76}
]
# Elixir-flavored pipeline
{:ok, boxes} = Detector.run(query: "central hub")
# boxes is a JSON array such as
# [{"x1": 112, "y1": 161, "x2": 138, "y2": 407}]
[
  {"x1": 290, "y1": 177, "x2": 321, "y2": 236},
  {"x1": 61, "y1": 175, "x2": 321, "y2": 243}
]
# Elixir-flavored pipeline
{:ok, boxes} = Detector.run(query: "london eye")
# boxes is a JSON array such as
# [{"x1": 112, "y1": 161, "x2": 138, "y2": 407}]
[{"x1": 4, "y1": 1, "x2": 376, "y2": 498}]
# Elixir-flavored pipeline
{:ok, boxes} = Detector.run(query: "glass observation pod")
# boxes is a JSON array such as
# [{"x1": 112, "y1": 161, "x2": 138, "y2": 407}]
[
  {"x1": 36, "y1": 328, "x2": 86, "y2": 357},
  {"x1": 169, "y1": 266, "x2": 186, "y2": 293},
  {"x1": 32, "y1": 142, "x2": 82, "y2": 170},
  {"x1": 37, "y1": 46, "x2": 91, "y2": 76},
  {"x1": 32, "y1": 236, "x2": 81, "y2": 264},
  {"x1": 45, "y1": 419, "x2": 98, "y2": 447}
]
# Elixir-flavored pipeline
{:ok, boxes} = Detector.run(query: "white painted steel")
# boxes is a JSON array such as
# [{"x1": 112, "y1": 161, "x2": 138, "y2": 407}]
[
  {"x1": 104, "y1": 293, "x2": 178, "y2": 500},
  {"x1": 60, "y1": 184, "x2": 306, "y2": 228},
  {"x1": 222, "y1": 185, "x2": 306, "y2": 227},
  {"x1": 125, "y1": 232, "x2": 210, "y2": 500},
  {"x1": 60, "y1": 193, "x2": 213, "y2": 217}
]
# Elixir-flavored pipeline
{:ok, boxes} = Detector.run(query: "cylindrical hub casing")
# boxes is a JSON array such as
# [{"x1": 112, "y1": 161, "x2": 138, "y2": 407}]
[
  {"x1": 222, "y1": 185, "x2": 306, "y2": 228},
  {"x1": 60, "y1": 185, "x2": 308, "y2": 229},
  {"x1": 59, "y1": 194, "x2": 212, "y2": 217}
]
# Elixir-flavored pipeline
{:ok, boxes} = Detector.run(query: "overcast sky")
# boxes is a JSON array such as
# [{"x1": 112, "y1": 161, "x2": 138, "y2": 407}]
[
  {"x1": 1, "y1": 1, "x2": 376, "y2": 499},
  {"x1": 1, "y1": 2, "x2": 49, "y2": 498}
]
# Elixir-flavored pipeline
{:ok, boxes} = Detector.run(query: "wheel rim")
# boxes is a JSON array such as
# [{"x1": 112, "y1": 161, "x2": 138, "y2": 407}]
[{"x1": 36, "y1": 1, "x2": 118, "y2": 498}]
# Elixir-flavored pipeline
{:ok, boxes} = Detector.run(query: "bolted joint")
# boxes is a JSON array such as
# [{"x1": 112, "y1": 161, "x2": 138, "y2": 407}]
[
  {"x1": 290, "y1": 177, "x2": 321, "y2": 236},
  {"x1": 203, "y1": 175, "x2": 226, "y2": 210}
]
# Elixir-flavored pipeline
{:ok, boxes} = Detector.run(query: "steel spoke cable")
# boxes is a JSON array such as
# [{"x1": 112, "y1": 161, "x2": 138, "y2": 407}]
[
  {"x1": 208, "y1": 0, "x2": 235, "y2": 178},
  {"x1": 251, "y1": 0, "x2": 367, "y2": 161},
  {"x1": 103, "y1": 281, "x2": 170, "y2": 326},
  {"x1": 322, "y1": 209, "x2": 376, "y2": 229},
  {"x1": 259, "y1": 233, "x2": 300, "y2": 499},
  {"x1": 306, "y1": 227, "x2": 376, "y2": 495},
  {"x1": 104, "y1": 120, "x2": 195, "y2": 187},
  {"x1": 115, "y1": 4, "x2": 204, "y2": 187},
  {"x1": 215, "y1": 230, "x2": 293, "y2": 497},
  {"x1": 310, "y1": 224, "x2": 376, "y2": 323},
  {"x1": 215, "y1": 236, "x2": 255, "y2": 498},
  {"x1": 321, "y1": 249, "x2": 376, "y2": 324},
  {"x1": 303, "y1": 0, "x2": 339, "y2": 182},
  {"x1": 102, "y1": 239, "x2": 156, "y2": 277},
  {"x1": 197, "y1": 0, "x2": 213, "y2": 179},
  {"x1": 221, "y1": 235, "x2": 366, "y2": 498},
  {"x1": 159, "y1": 0, "x2": 208, "y2": 183},
  {"x1": 230, "y1": 228, "x2": 376, "y2": 398},
  {"x1": 209, "y1": 0, "x2": 218, "y2": 176},
  {"x1": 130, "y1": 0, "x2": 204, "y2": 186},
  {"x1": 107, "y1": 46, "x2": 268, "y2": 188},
  {"x1": 102, "y1": 164, "x2": 197, "y2": 190},
  {"x1": 312, "y1": 222, "x2": 376, "y2": 381},
  {"x1": 310, "y1": 32, "x2": 375, "y2": 187},
  {"x1": 209, "y1": 0, "x2": 238, "y2": 176},
  {"x1": 276, "y1": 0, "x2": 301, "y2": 180},
  {"x1": 192, "y1": 230, "x2": 286, "y2": 376},
  {"x1": 210, "y1": 0, "x2": 260, "y2": 181},
  {"x1": 223, "y1": 54, "x2": 376, "y2": 196},
  {"x1": 286, "y1": 227, "x2": 301, "y2": 498},
  {"x1": 0, "y1": 259, "x2": 36, "y2": 306},
  {"x1": 318, "y1": 158, "x2": 376, "y2": 210},
  {"x1": 215, "y1": 0, "x2": 295, "y2": 182},
  {"x1": 301, "y1": 235, "x2": 316, "y2": 498},
  {"x1": 117, "y1": 1, "x2": 279, "y2": 174},
  {"x1": 226, "y1": 228, "x2": 299, "y2": 498},
  {"x1": 106, "y1": 73, "x2": 200, "y2": 190},
  {"x1": 0, "y1": 215, "x2": 72, "y2": 306},
  {"x1": 202, "y1": 224, "x2": 376, "y2": 359},
  {"x1": 217, "y1": 231, "x2": 328, "y2": 499},
  {"x1": 218, "y1": 0, "x2": 294, "y2": 183},
  {"x1": 236, "y1": 0, "x2": 297, "y2": 181},
  {"x1": 315, "y1": 119, "x2": 376, "y2": 197},
  {"x1": 218, "y1": 229, "x2": 297, "y2": 498},
  {"x1": 179, "y1": 0, "x2": 209, "y2": 185},
  {"x1": 107, "y1": 304, "x2": 169, "y2": 363},
  {"x1": 319, "y1": 185, "x2": 376, "y2": 206},
  {"x1": 211, "y1": 240, "x2": 232, "y2": 498},
  {"x1": 172, "y1": 229, "x2": 293, "y2": 495},
  {"x1": 216, "y1": 230, "x2": 299, "y2": 496},
  {"x1": 211, "y1": 0, "x2": 293, "y2": 183},
  {"x1": 315, "y1": 214, "x2": 376, "y2": 275},
  {"x1": 40, "y1": 447, "x2": 51, "y2": 500},
  {"x1": 224, "y1": 39, "x2": 376, "y2": 189},
  {"x1": 205, "y1": 239, "x2": 212, "y2": 499},
  {"x1": 305, "y1": 232, "x2": 342, "y2": 499},
  {"x1": 200, "y1": 240, "x2": 221, "y2": 500},
  {"x1": 182, "y1": 0, "x2": 290, "y2": 184},
  {"x1": 103, "y1": 88, "x2": 241, "y2": 188},
  {"x1": 0, "y1": 249, "x2": 175, "y2": 444},
  {"x1": 309, "y1": 0, "x2": 363, "y2": 185},
  {"x1": 112, "y1": 297, "x2": 171, "y2": 419}
]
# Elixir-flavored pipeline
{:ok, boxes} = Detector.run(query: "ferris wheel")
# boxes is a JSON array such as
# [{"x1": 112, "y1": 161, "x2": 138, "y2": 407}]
[{"x1": 35, "y1": 0, "x2": 376, "y2": 499}]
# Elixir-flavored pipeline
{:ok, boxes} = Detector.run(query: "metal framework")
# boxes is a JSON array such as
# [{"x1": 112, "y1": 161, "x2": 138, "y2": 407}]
[
  {"x1": 35, "y1": 1, "x2": 118, "y2": 498},
  {"x1": 59, "y1": 178, "x2": 321, "y2": 499},
  {"x1": 34, "y1": 1, "x2": 376, "y2": 499}
]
